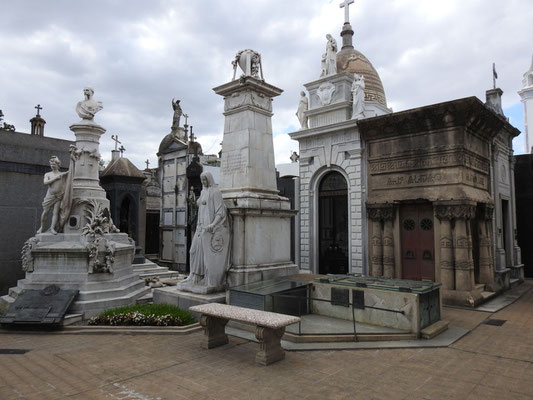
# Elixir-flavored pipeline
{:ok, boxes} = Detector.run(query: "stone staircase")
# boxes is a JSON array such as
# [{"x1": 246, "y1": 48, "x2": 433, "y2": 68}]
[{"x1": 132, "y1": 260, "x2": 182, "y2": 281}]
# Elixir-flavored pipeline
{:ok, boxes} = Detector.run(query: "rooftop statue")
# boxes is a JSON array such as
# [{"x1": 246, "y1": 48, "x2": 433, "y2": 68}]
[
  {"x1": 75, "y1": 87, "x2": 103, "y2": 120},
  {"x1": 296, "y1": 91, "x2": 309, "y2": 129},
  {"x1": 232, "y1": 49, "x2": 264, "y2": 80},
  {"x1": 321, "y1": 34, "x2": 338, "y2": 77},
  {"x1": 351, "y1": 74, "x2": 365, "y2": 120}
]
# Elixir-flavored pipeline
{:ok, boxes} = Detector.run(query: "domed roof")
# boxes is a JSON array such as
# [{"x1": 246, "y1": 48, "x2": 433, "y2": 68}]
[{"x1": 335, "y1": 24, "x2": 387, "y2": 107}]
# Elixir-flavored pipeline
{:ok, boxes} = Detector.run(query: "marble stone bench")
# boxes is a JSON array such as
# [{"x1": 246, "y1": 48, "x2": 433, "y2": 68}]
[{"x1": 189, "y1": 303, "x2": 300, "y2": 365}]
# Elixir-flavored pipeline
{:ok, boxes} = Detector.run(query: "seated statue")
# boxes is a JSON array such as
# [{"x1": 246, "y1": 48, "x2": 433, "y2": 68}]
[{"x1": 178, "y1": 172, "x2": 231, "y2": 294}]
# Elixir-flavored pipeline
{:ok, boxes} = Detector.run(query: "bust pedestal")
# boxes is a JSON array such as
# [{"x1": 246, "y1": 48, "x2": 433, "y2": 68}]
[{"x1": 213, "y1": 76, "x2": 298, "y2": 287}]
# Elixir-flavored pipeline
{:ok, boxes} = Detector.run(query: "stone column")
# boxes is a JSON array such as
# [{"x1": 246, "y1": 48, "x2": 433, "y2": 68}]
[
  {"x1": 478, "y1": 204, "x2": 495, "y2": 286},
  {"x1": 452, "y1": 204, "x2": 476, "y2": 292},
  {"x1": 435, "y1": 205, "x2": 455, "y2": 290},
  {"x1": 370, "y1": 218, "x2": 383, "y2": 277},
  {"x1": 382, "y1": 210, "x2": 395, "y2": 279},
  {"x1": 367, "y1": 204, "x2": 395, "y2": 278},
  {"x1": 65, "y1": 121, "x2": 109, "y2": 233}
]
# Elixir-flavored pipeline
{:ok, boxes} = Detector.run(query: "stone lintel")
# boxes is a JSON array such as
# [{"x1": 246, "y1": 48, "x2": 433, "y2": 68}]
[
  {"x1": 213, "y1": 76, "x2": 283, "y2": 98},
  {"x1": 303, "y1": 71, "x2": 354, "y2": 91},
  {"x1": 222, "y1": 105, "x2": 273, "y2": 117}
]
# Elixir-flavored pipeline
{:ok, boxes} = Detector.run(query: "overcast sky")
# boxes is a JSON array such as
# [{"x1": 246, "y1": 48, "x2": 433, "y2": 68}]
[{"x1": 1, "y1": 0, "x2": 532, "y2": 169}]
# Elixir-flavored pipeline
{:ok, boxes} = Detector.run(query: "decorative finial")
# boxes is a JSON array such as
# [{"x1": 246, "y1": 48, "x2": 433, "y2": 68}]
[
  {"x1": 75, "y1": 87, "x2": 103, "y2": 120},
  {"x1": 493, "y1": 63, "x2": 498, "y2": 89}
]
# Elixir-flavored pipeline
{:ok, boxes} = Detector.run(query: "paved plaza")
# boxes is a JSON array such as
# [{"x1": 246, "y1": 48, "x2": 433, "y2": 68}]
[{"x1": 1, "y1": 281, "x2": 532, "y2": 400}]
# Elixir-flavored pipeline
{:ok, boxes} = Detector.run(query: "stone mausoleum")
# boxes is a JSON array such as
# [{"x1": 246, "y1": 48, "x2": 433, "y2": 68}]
[{"x1": 289, "y1": 8, "x2": 390, "y2": 275}]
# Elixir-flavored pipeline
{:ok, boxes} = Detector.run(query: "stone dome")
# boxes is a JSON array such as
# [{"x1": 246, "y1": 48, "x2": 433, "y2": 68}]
[{"x1": 336, "y1": 24, "x2": 387, "y2": 107}]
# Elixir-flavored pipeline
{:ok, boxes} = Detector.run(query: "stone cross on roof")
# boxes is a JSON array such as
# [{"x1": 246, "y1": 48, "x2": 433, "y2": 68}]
[
  {"x1": 111, "y1": 134, "x2": 121, "y2": 151},
  {"x1": 118, "y1": 145, "x2": 126, "y2": 157},
  {"x1": 340, "y1": 0, "x2": 355, "y2": 23},
  {"x1": 145, "y1": 159, "x2": 150, "y2": 169},
  {"x1": 35, "y1": 104, "x2": 43, "y2": 116}
]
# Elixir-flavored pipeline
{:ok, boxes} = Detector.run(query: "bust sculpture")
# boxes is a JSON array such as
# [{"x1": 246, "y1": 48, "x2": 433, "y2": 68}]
[
  {"x1": 296, "y1": 91, "x2": 309, "y2": 129},
  {"x1": 75, "y1": 87, "x2": 103, "y2": 120},
  {"x1": 177, "y1": 172, "x2": 231, "y2": 293}
]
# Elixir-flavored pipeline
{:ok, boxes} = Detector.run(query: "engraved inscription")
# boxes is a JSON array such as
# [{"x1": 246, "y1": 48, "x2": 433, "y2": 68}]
[
  {"x1": 222, "y1": 152, "x2": 246, "y2": 174},
  {"x1": 370, "y1": 153, "x2": 489, "y2": 174}
]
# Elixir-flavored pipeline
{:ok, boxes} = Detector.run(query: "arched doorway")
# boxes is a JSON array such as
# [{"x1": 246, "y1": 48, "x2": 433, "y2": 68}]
[{"x1": 318, "y1": 171, "x2": 348, "y2": 274}]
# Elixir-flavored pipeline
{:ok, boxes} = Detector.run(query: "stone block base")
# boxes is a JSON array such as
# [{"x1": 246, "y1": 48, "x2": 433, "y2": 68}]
[
  {"x1": 494, "y1": 268, "x2": 511, "y2": 291},
  {"x1": 442, "y1": 288, "x2": 484, "y2": 308},
  {"x1": 152, "y1": 287, "x2": 226, "y2": 318},
  {"x1": 509, "y1": 264, "x2": 525, "y2": 282},
  {"x1": 227, "y1": 262, "x2": 299, "y2": 288}
]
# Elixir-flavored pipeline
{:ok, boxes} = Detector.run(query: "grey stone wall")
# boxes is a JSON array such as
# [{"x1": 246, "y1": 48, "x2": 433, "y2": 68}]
[{"x1": 0, "y1": 131, "x2": 73, "y2": 295}]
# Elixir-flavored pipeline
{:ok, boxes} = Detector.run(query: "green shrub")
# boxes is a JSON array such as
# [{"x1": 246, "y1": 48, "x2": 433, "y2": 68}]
[{"x1": 88, "y1": 304, "x2": 195, "y2": 326}]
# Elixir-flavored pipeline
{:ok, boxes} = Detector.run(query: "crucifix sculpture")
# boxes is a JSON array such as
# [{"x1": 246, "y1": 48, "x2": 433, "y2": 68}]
[
  {"x1": 111, "y1": 134, "x2": 121, "y2": 151},
  {"x1": 35, "y1": 104, "x2": 43, "y2": 116},
  {"x1": 339, "y1": 0, "x2": 355, "y2": 23}
]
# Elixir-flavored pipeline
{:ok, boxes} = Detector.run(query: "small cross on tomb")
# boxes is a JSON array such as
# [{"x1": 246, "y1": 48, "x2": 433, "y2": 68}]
[
  {"x1": 111, "y1": 134, "x2": 121, "y2": 151},
  {"x1": 119, "y1": 145, "x2": 126, "y2": 157},
  {"x1": 145, "y1": 159, "x2": 150, "y2": 169},
  {"x1": 183, "y1": 113, "x2": 189, "y2": 126},
  {"x1": 339, "y1": 0, "x2": 355, "y2": 24},
  {"x1": 35, "y1": 104, "x2": 43, "y2": 116}
]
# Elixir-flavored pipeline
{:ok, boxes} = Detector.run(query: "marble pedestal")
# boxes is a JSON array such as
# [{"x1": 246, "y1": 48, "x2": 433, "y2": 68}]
[
  {"x1": 2, "y1": 233, "x2": 149, "y2": 319},
  {"x1": 213, "y1": 75, "x2": 299, "y2": 288}
]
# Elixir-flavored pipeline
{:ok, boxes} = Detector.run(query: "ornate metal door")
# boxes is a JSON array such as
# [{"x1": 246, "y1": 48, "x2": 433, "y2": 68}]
[
  {"x1": 318, "y1": 172, "x2": 348, "y2": 275},
  {"x1": 400, "y1": 204, "x2": 435, "y2": 281}
]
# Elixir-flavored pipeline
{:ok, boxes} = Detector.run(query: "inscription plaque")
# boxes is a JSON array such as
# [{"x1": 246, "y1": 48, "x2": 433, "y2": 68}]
[
  {"x1": 1, "y1": 285, "x2": 78, "y2": 325},
  {"x1": 352, "y1": 290, "x2": 365, "y2": 309},
  {"x1": 331, "y1": 287, "x2": 349, "y2": 307}
]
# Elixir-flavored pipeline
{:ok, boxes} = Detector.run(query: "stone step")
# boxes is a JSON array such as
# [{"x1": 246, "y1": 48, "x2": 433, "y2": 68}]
[
  {"x1": 510, "y1": 278, "x2": 521, "y2": 288},
  {"x1": 77, "y1": 279, "x2": 148, "y2": 302},
  {"x1": 139, "y1": 271, "x2": 181, "y2": 280},
  {"x1": 136, "y1": 292, "x2": 153, "y2": 305},
  {"x1": 420, "y1": 320, "x2": 449, "y2": 339},
  {"x1": 480, "y1": 291, "x2": 497, "y2": 301},
  {"x1": 62, "y1": 313, "x2": 84, "y2": 326},
  {"x1": 69, "y1": 285, "x2": 151, "y2": 318},
  {"x1": 8, "y1": 286, "x2": 22, "y2": 299},
  {"x1": 474, "y1": 283, "x2": 486, "y2": 292}
]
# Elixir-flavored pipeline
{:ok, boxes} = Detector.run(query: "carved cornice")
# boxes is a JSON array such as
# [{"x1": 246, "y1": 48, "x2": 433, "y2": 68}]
[
  {"x1": 367, "y1": 203, "x2": 395, "y2": 221},
  {"x1": 435, "y1": 204, "x2": 476, "y2": 220}
]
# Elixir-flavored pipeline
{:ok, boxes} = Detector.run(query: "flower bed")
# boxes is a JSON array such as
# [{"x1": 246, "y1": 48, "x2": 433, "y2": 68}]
[{"x1": 88, "y1": 304, "x2": 195, "y2": 326}]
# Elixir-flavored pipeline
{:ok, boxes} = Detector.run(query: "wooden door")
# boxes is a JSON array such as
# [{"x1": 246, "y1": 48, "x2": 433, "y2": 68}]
[{"x1": 400, "y1": 204, "x2": 435, "y2": 281}]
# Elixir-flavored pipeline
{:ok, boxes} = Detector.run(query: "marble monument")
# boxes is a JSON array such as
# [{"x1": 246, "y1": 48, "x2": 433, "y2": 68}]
[{"x1": 0, "y1": 88, "x2": 149, "y2": 319}]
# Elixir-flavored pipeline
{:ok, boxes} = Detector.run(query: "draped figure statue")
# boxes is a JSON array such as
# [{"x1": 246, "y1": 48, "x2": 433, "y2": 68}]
[{"x1": 177, "y1": 172, "x2": 231, "y2": 294}]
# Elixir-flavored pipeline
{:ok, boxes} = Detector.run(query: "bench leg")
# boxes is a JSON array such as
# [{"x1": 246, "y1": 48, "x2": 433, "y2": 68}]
[
  {"x1": 255, "y1": 326, "x2": 286, "y2": 365},
  {"x1": 199, "y1": 315, "x2": 229, "y2": 349}
]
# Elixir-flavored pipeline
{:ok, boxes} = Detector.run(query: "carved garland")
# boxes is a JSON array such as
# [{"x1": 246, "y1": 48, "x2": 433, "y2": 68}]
[
  {"x1": 435, "y1": 204, "x2": 476, "y2": 220},
  {"x1": 21, "y1": 237, "x2": 40, "y2": 272},
  {"x1": 367, "y1": 204, "x2": 395, "y2": 221},
  {"x1": 80, "y1": 199, "x2": 119, "y2": 274}
]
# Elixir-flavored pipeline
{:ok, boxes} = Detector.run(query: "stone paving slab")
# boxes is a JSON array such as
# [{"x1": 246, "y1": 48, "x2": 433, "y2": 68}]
[{"x1": 0, "y1": 280, "x2": 531, "y2": 399}]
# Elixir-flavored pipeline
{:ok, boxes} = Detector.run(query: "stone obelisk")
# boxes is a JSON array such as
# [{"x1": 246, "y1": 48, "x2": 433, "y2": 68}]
[{"x1": 214, "y1": 49, "x2": 298, "y2": 287}]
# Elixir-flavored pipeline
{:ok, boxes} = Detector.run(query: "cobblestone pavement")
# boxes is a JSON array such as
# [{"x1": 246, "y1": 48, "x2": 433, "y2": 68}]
[{"x1": 1, "y1": 281, "x2": 532, "y2": 400}]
